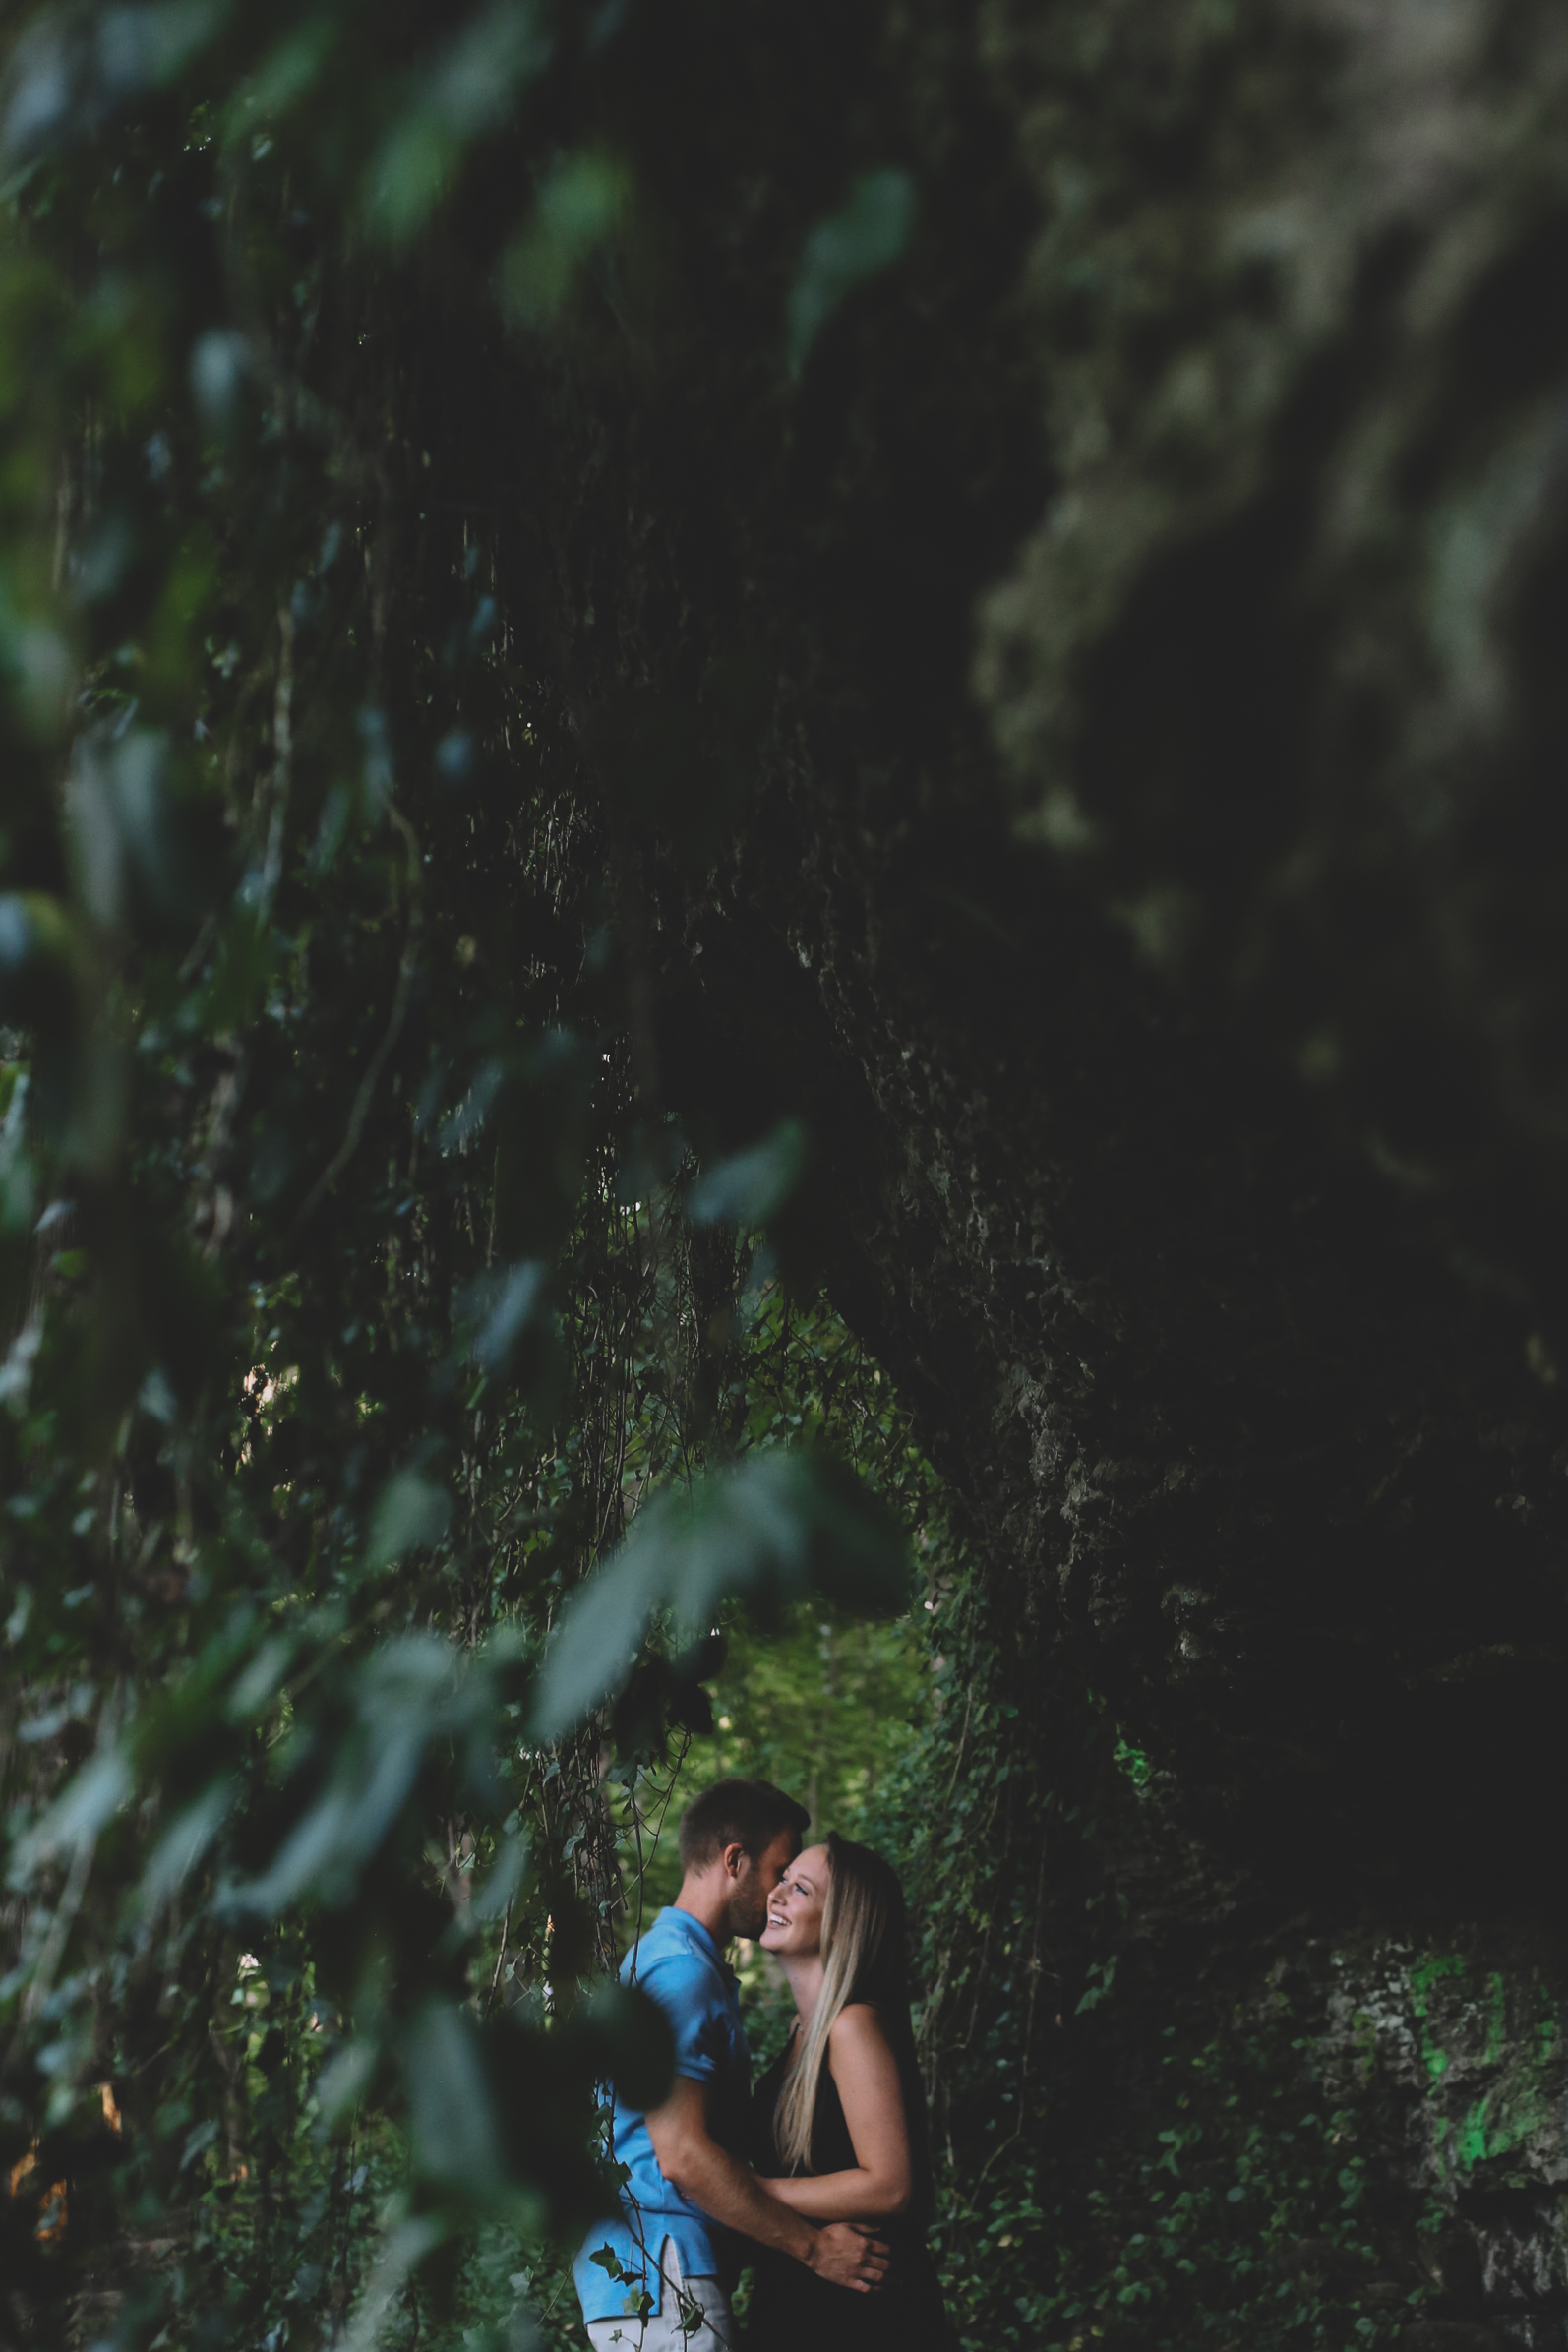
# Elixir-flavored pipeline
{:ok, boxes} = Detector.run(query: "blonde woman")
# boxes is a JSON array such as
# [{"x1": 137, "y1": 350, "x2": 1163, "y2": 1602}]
[{"x1": 746, "y1": 1834, "x2": 957, "y2": 2351}]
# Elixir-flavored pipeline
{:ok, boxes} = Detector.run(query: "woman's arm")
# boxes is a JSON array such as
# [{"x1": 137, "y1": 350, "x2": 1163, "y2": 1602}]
[
  {"x1": 757, "y1": 2005, "x2": 914, "y2": 2222},
  {"x1": 648, "y1": 2077, "x2": 890, "y2": 2290}
]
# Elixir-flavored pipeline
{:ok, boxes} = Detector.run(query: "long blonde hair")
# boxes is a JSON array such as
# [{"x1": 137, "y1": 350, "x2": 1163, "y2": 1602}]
[{"x1": 773, "y1": 1833, "x2": 914, "y2": 2174}]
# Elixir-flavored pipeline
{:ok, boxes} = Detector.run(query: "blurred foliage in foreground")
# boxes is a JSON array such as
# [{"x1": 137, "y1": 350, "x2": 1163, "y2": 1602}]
[{"x1": 0, "y1": 2, "x2": 929, "y2": 2339}]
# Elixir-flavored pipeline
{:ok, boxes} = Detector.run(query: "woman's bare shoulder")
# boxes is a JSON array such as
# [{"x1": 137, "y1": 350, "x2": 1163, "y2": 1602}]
[{"x1": 827, "y1": 2002, "x2": 893, "y2": 2053}]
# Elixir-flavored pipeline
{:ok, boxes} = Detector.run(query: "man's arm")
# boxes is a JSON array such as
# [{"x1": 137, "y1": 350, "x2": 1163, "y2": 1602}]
[{"x1": 645, "y1": 2078, "x2": 890, "y2": 2294}]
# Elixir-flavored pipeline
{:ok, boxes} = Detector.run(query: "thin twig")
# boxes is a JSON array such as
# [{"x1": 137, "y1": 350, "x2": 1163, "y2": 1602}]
[
  {"x1": 293, "y1": 802, "x2": 423, "y2": 1231},
  {"x1": 486, "y1": 1899, "x2": 513, "y2": 2016},
  {"x1": 256, "y1": 604, "x2": 294, "y2": 921}
]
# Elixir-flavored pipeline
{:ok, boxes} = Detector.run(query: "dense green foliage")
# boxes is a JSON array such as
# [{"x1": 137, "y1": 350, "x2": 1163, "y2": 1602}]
[
  {"x1": 5, "y1": 2, "x2": 1568, "y2": 2348},
  {"x1": 0, "y1": 6, "x2": 932, "y2": 2337}
]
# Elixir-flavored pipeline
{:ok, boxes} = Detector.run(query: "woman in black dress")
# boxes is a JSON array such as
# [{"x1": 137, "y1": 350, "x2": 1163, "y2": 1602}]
[{"x1": 744, "y1": 1834, "x2": 957, "y2": 2351}]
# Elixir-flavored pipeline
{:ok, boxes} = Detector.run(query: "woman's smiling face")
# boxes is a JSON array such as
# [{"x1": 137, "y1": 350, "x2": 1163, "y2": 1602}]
[{"x1": 760, "y1": 1842, "x2": 829, "y2": 1958}]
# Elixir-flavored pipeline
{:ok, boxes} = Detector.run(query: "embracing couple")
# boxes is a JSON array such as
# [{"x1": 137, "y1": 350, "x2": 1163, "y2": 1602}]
[{"x1": 573, "y1": 1779, "x2": 957, "y2": 2351}]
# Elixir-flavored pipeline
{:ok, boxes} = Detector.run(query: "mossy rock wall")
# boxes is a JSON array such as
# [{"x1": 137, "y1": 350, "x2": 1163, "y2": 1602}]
[{"x1": 1326, "y1": 1938, "x2": 1568, "y2": 2342}]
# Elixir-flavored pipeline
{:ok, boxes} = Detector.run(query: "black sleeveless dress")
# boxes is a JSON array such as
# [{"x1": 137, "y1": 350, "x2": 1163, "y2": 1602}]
[{"x1": 743, "y1": 2030, "x2": 957, "y2": 2351}]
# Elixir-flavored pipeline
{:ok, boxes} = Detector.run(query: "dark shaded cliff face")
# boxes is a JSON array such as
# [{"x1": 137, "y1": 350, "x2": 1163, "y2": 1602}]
[
  {"x1": 662, "y1": 790, "x2": 1568, "y2": 1914},
  {"x1": 481, "y1": 0, "x2": 1568, "y2": 1921}
]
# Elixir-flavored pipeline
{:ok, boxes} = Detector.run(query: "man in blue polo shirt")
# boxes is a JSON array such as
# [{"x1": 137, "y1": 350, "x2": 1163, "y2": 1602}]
[{"x1": 574, "y1": 1778, "x2": 889, "y2": 2348}]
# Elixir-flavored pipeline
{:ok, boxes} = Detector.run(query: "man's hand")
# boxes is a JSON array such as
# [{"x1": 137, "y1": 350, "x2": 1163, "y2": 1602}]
[
  {"x1": 646, "y1": 2080, "x2": 893, "y2": 2287},
  {"x1": 807, "y1": 2222, "x2": 891, "y2": 2294}
]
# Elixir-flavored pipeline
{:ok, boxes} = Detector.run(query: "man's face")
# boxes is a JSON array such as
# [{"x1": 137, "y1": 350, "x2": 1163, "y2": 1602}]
[{"x1": 724, "y1": 1827, "x2": 800, "y2": 1942}]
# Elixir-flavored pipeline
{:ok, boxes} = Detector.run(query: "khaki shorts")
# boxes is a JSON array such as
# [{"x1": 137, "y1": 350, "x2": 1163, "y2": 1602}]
[{"x1": 585, "y1": 2238, "x2": 734, "y2": 2352}]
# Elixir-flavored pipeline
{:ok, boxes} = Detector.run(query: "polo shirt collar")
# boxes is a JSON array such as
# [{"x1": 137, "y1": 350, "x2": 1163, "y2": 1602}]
[{"x1": 664, "y1": 1905, "x2": 735, "y2": 1978}]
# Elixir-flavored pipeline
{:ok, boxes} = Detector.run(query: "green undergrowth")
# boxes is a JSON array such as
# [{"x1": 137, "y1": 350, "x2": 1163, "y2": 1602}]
[
  {"x1": 934, "y1": 2001, "x2": 1432, "y2": 2351},
  {"x1": 852, "y1": 1569, "x2": 1445, "y2": 2352}
]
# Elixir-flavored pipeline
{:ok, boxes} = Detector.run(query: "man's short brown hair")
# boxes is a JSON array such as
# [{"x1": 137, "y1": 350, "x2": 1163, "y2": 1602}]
[{"x1": 677, "y1": 1778, "x2": 810, "y2": 1872}]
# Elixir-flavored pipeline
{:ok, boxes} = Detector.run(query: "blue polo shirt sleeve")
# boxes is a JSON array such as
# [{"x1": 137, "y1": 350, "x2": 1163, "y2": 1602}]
[{"x1": 634, "y1": 1945, "x2": 728, "y2": 2082}]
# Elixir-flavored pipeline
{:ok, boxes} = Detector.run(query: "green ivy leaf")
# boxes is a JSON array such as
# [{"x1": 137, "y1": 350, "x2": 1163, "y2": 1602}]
[
  {"x1": 687, "y1": 1120, "x2": 806, "y2": 1230},
  {"x1": 404, "y1": 2001, "x2": 508, "y2": 2203},
  {"x1": 531, "y1": 1449, "x2": 910, "y2": 1736},
  {"x1": 366, "y1": 1469, "x2": 452, "y2": 1569},
  {"x1": 786, "y1": 170, "x2": 916, "y2": 378}
]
